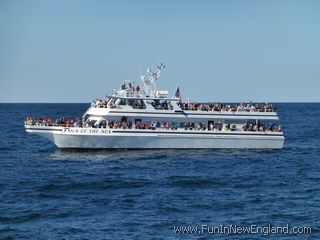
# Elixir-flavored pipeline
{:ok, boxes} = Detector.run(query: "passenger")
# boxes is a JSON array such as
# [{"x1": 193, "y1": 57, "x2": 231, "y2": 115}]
[
  {"x1": 231, "y1": 123, "x2": 236, "y2": 131},
  {"x1": 222, "y1": 124, "x2": 228, "y2": 131},
  {"x1": 243, "y1": 123, "x2": 248, "y2": 131},
  {"x1": 268, "y1": 123, "x2": 274, "y2": 131},
  {"x1": 217, "y1": 122, "x2": 223, "y2": 131},
  {"x1": 122, "y1": 121, "x2": 127, "y2": 129},
  {"x1": 152, "y1": 121, "x2": 157, "y2": 130},
  {"x1": 237, "y1": 103, "x2": 244, "y2": 112},
  {"x1": 209, "y1": 122, "x2": 214, "y2": 131},
  {"x1": 259, "y1": 125, "x2": 264, "y2": 131},
  {"x1": 114, "y1": 121, "x2": 119, "y2": 129}
]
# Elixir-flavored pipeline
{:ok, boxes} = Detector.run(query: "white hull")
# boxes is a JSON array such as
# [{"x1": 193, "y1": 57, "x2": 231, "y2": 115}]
[{"x1": 26, "y1": 126, "x2": 284, "y2": 149}]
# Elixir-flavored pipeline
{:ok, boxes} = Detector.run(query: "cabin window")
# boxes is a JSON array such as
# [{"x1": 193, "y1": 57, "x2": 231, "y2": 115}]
[
  {"x1": 152, "y1": 100, "x2": 172, "y2": 110},
  {"x1": 132, "y1": 100, "x2": 146, "y2": 109},
  {"x1": 128, "y1": 99, "x2": 135, "y2": 106},
  {"x1": 224, "y1": 119, "x2": 245, "y2": 124},
  {"x1": 118, "y1": 99, "x2": 127, "y2": 105}
]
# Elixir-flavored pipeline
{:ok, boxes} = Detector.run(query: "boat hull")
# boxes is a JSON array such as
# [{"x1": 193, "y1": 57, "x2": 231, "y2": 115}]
[{"x1": 25, "y1": 126, "x2": 285, "y2": 149}]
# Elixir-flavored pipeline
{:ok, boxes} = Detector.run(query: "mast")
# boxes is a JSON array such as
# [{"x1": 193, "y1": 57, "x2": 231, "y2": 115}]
[{"x1": 140, "y1": 63, "x2": 165, "y2": 97}]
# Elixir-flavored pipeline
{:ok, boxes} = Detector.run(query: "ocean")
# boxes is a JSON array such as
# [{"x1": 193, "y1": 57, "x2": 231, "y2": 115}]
[{"x1": 0, "y1": 103, "x2": 319, "y2": 239}]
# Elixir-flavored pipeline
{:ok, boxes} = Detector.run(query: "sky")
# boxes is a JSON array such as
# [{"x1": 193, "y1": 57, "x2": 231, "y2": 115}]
[{"x1": 1, "y1": 0, "x2": 320, "y2": 103}]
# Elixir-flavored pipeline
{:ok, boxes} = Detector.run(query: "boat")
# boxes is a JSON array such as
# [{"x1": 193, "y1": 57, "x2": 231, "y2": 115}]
[{"x1": 25, "y1": 63, "x2": 285, "y2": 149}]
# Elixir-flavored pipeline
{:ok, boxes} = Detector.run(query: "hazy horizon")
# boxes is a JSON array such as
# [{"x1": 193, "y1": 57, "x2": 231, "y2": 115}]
[
  {"x1": 1, "y1": 101, "x2": 319, "y2": 104},
  {"x1": 1, "y1": 0, "x2": 320, "y2": 103}
]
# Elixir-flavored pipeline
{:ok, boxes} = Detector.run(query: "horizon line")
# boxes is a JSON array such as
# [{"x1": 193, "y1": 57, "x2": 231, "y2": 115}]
[{"x1": 1, "y1": 101, "x2": 320, "y2": 104}]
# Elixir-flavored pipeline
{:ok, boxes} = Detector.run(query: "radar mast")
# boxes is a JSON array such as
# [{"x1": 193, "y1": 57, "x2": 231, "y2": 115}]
[{"x1": 140, "y1": 63, "x2": 165, "y2": 97}]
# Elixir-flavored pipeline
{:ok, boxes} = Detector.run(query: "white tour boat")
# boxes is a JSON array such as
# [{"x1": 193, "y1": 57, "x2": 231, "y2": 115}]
[{"x1": 25, "y1": 64, "x2": 285, "y2": 149}]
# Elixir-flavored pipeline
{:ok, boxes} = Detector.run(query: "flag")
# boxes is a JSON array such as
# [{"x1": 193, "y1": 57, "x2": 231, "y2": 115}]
[{"x1": 175, "y1": 86, "x2": 181, "y2": 101}]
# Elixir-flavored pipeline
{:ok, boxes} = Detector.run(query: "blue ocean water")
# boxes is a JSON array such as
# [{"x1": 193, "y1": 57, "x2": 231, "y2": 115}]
[{"x1": 0, "y1": 103, "x2": 319, "y2": 239}]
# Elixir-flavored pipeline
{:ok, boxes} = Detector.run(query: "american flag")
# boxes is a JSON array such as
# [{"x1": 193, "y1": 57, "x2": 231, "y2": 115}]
[{"x1": 175, "y1": 86, "x2": 181, "y2": 101}]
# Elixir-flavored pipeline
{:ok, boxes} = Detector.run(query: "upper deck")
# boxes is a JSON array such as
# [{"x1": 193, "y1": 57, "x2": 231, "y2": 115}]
[
  {"x1": 85, "y1": 63, "x2": 279, "y2": 121},
  {"x1": 86, "y1": 97, "x2": 279, "y2": 121}
]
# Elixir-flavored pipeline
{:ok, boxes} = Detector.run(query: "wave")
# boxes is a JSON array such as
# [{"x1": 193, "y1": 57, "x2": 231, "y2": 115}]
[
  {"x1": 0, "y1": 212, "x2": 41, "y2": 224},
  {"x1": 167, "y1": 176, "x2": 227, "y2": 188},
  {"x1": 0, "y1": 147, "x2": 13, "y2": 152},
  {"x1": 36, "y1": 179, "x2": 151, "y2": 193}
]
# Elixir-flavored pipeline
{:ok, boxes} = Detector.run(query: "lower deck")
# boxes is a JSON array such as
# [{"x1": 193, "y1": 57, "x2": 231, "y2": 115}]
[{"x1": 25, "y1": 125, "x2": 285, "y2": 149}]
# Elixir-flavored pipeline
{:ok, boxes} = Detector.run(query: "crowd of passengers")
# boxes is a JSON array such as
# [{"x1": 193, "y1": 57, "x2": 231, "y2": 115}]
[
  {"x1": 178, "y1": 102, "x2": 276, "y2": 112},
  {"x1": 92, "y1": 98, "x2": 145, "y2": 109},
  {"x1": 92, "y1": 99, "x2": 109, "y2": 108},
  {"x1": 92, "y1": 98, "x2": 276, "y2": 112},
  {"x1": 26, "y1": 117, "x2": 282, "y2": 133},
  {"x1": 97, "y1": 120, "x2": 282, "y2": 132},
  {"x1": 151, "y1": 100, "x2": 173, "y2": 110},
  {"x1": 26, "y1": 117, "x2": 82, "y2": 127},
  {"x1": 243, "y1": 122, "x2": 282, "y2": 132}
]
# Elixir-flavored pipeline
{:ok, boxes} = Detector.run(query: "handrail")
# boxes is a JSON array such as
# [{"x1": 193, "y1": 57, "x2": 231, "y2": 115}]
[
  {"x1": 25, "y1": 122, "x2": 283, "y2": 133},
  {"x1": 92, "y1": 100, "x2": 277, "y2": 112}
]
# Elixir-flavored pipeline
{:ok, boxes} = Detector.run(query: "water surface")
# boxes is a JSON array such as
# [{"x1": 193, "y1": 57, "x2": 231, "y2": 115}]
[{"x1": 0, "y1": 103, "x2": 319, "y2": 239}]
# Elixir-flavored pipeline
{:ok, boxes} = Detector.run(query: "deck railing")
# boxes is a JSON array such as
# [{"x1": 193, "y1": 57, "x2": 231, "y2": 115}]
[
  {"x1": 25, "y1": 121, "x2": 282, "y2": 133},
  {"x1": 92, "y1": 100, "x2": 276, "y2": 113}
]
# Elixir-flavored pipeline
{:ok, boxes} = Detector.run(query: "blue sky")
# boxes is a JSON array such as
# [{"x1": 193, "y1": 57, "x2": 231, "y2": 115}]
[{"x1": 1, "y1": 0, "x2": 319, "y2": 102}]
